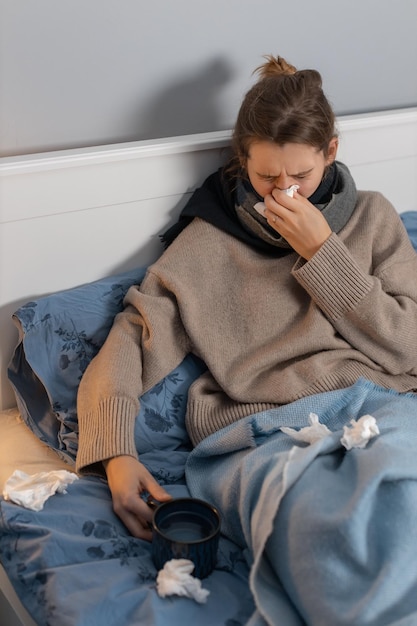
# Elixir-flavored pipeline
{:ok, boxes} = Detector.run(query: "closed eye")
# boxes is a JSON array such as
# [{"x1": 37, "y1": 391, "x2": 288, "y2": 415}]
[
  {"x1": 258, "y1": 168, "x2": 314, "y2": 183},
  {"x1": 292, "y1": 168, "x2": 314, "y2": 179}
]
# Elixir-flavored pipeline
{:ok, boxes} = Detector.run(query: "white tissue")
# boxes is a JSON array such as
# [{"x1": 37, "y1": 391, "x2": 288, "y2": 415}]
[
  {"x1": 282, "y1": 184, "x2": 300, "y2": 197},
  {"x1": 254, "y1": 201, "x2": 267, "y2": 216},
  {"x1": 156, "y1": 559, "x2": 210, "y2": 604},
  {"x1": 253, "y1": 185, "x2": 300, "y2": 217},
  {"x1": 281, "y1": 412, "x2": 331, "y2": 444},
  {"x1": 340, "y1": 415, "x2": 380, "y2": 450},
  {"x1": 281, "y1": 412, "x2": 380, "y2": 451},
  {"x1": 3, "y1": 469, "x2": 79, "y2": 511}
]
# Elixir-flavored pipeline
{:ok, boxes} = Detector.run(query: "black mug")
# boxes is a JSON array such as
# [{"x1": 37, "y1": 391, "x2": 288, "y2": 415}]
[{"x1": 149, "y1": 497, "x2": 221, "y2": 579}]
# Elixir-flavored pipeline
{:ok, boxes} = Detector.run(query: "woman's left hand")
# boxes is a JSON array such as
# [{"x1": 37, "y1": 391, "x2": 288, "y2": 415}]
[{"x1": 264, "y1": 189, "x2": 332, "y2": 260}]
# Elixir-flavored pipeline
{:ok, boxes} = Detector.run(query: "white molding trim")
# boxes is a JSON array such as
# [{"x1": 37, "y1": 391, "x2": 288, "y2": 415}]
[
  {"x1": 1, "y1": 107, "x2": 416, "y2": 175},
  {"x1": 0, "y1": 130, "x2": 232, "y2": 175}
]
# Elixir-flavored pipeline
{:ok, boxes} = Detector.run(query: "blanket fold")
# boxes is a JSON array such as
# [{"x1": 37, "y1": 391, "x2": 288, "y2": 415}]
[{"x1": 185, "y1": 379, "x2": 417, "y2": 626}]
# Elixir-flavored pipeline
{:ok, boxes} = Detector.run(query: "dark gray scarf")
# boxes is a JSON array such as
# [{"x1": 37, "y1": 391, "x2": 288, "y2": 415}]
[
  {"x1": 235, "y1": 161, "x2": 357, "y2": 250},
  {"x1": 161, "y1": 161, "x2": 357, "y2": 256}
]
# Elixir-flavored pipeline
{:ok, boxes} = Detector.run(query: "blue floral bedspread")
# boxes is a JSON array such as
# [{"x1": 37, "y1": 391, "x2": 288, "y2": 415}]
[
  {"x1": 0, "y1": 482, "x2": 253, "y2": 626},
  {"x1": 2, "y1": 267, "x2": 255, "y2": 626},
  {"x1": 0, "y1": 357, "x2": 254, "y2": 625}
]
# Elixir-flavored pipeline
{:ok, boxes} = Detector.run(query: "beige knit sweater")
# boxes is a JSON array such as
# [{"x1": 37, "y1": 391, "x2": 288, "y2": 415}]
[{"x1": 76, "y1": 191, "x2": 417, "y2": 473}]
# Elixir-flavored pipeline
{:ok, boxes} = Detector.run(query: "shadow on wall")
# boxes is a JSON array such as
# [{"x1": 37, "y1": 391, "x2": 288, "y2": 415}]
[{"x1": 135, "y1": 57, "x2": 234, "y2": 140}]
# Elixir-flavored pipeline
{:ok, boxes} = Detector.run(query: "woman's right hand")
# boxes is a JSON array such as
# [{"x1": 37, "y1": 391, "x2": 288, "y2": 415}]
[{"x1": 103, "y1": 455, "x2": 172, "y2": 541}]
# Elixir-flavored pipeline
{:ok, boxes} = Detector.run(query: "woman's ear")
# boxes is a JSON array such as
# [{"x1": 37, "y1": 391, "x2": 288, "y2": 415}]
[{"x1": 326, "y1": 137, "x2": 339, "y2": 164}]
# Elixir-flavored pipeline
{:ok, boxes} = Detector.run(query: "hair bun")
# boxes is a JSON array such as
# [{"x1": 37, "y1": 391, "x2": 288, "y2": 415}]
[{"x1": 255, "y1": 55, "x2": 297, "y2": 78}]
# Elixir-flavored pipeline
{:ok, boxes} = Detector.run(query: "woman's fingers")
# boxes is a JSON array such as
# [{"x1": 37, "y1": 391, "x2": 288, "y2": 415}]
[
  {"x1": 115, "y1": 498, "x2": 154, "y2": 540},
  {"x1": 104, "y1": 455, "x2": 171, "y2": 540},
  {"x1": 264, "y1": 190, "x2": 331, "y2": 259}
]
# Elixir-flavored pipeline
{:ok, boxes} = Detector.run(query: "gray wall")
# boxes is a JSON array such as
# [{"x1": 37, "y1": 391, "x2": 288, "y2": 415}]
[{"x1": 1, "y1": 0, "x2": 417, "y2": 157}]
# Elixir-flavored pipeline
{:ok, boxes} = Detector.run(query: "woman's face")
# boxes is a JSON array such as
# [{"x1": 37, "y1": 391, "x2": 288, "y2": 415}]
[{"x1": 245, "y1": 139, "x2": 338, "y2": 199}]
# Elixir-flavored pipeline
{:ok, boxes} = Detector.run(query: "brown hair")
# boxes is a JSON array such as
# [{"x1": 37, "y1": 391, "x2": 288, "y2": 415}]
[{"x1": 229, "y1": 55, "x2": 337, "y2": 177}]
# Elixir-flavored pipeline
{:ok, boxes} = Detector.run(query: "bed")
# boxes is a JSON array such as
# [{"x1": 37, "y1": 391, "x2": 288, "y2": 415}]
[{"x1": 1, "y1": 107, "x2": 417, "y2": 626}]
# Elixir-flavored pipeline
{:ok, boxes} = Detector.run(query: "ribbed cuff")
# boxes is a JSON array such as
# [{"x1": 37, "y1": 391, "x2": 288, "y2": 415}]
[
  {"x1": 292, "y1": 233, "x2": 373, "y2": 320},
  {"x1": 76, "y1": 396, "x2": 139, "y2": 474}
]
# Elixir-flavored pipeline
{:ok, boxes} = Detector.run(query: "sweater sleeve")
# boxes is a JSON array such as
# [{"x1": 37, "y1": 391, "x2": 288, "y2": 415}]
[
  {"x1": 292, "y1": 219, "x2": 417, "y2": 376},
  {"x1": 76, "y1": 270, "x2": 191, "y2": 474}
]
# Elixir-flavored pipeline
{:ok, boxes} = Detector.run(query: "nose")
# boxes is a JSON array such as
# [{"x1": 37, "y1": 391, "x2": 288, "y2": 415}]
[
  {"x1": 275, "y1": 180, "x2": 291, "y2": 191},
  {"x1": 275, "y1": 174, "x2": 291, "y2": 190}
]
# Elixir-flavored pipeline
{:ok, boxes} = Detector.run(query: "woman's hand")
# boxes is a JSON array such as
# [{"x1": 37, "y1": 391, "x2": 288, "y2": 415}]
[
  {"x1": 104, "y1": 455, "x2": 172, "y2": 540},
  {"x1": 264, "y1": 189, "x2": 332, "y2": 260}
]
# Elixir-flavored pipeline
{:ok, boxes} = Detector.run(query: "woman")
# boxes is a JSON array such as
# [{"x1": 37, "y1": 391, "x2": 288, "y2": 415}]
[{"x1": 76, "y1": 57, "x2": 417, "y2": 621}]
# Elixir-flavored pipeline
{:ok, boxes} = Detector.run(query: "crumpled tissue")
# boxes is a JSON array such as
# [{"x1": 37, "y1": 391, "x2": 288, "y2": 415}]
[
  {"x1": 281, "y1": 412, "x2": 331, "y2": 444},
  {"x1": 281, "y1": 412, "x2": 380, "y2": 450},
  {"x1": 3, "y1": 469, "x2": 79, "y2": 511},
  {"x1": 254, "y1": 184, "x2": 300, "y2": 216},
  {"x1": 340, "y1": 414, "x2": 380, "y2": 450},
  {"x1": 282, "y1": 184, "x2": 300, "y2": 197},
  {"x1": 156, "y1": 559, "x2": 210, "y2": 604}
]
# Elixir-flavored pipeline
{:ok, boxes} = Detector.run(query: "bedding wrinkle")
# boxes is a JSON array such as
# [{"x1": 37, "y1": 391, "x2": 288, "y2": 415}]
[{"x1": 186, "y1": 380, "x2": 417, "y2": 626}]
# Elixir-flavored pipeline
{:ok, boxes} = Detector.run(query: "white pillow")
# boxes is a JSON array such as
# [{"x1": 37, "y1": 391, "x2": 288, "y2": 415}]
[{"x1": 0, "y1": 408, "x2": 75, "y2": 492}]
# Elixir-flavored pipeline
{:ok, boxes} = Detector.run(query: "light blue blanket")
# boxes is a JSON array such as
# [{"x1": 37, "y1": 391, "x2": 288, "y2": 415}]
[{"x1": 186, "y1": 379, "x2": 417, "y2": 626}]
